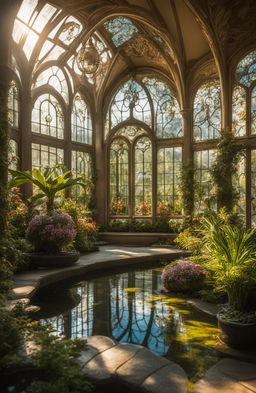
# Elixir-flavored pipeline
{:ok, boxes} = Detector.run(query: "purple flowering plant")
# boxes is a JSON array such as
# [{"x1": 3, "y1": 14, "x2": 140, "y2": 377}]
[
  {"x1": 27, "y1": 211, "x2": 76, "y2": 253},
  {"x1": 161, "y1": 259, "x2": 205, "y2": 293}
]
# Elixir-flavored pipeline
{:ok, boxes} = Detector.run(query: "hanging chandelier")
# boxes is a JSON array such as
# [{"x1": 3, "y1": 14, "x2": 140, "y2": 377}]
[{"x1": 77, "y1": 38, "x2": 100, "y2": 75}]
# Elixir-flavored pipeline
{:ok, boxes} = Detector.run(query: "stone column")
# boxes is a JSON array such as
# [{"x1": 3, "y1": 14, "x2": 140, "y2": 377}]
[
  {"x1": 0, "y1": 0, "x2": 21, "y2": 234},
  {"x1": 94, "y1": 110, "x2": 106, "y2": 227},
  {"x1": 180, "y1": 109, "x2": 193, "y2": 163}
]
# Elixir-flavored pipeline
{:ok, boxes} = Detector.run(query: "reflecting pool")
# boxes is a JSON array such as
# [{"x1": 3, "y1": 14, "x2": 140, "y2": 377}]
[{"x1": 33, "y1": 264, "x2": 222, "y2": 381}]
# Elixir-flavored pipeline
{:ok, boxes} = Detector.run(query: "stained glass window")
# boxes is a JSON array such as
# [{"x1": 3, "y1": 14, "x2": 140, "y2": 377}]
[
  {"x1": 33, "y1": 66, "x2": 69, "y2": 103},
  {"x1": 157, "y1": 147, "x2": 182, "y2": 215},
  {"x1": 193, "y1": 81, "x2": 221, "y2": 140},
  {"x1": 134, "y1": 137, "x2": 152, "y2": 216},
  {"x1": 194, "y1": 150, "x2": 217, "y2": 213},
  {"x1": 32, "y1": 94, "x2": 64, "y2": 139},
  {"x1": 31, "y1": 143, "x2": 64, "y2": 169},
  {"x1": 236, "y1": 50, "x2": 256, "y2": 87},
  {"x1": 109, "y1": 139, "x2": 129, "y2": 216},
  {"x1": 8, "y1": 81, "x2": 19, "y2": 128},
  {"x1": 251, "y1": 86, "x2": 256, "y2": 135},
  {"x1": 71, "y1": 94, "x2": 92, "y2": 144},
  {"x1": 143, "y1": 77, "x2": 182, "y2": 138},
  {"x1": 104, "y1": 17, "x2": 139, "y2": 47},
  {"x1": 232, "y1": 86, "x2": 246, "y2": 136},
  {"x1": 71, "y1": 151, "x2": 92, "y2": 202},
  {"x1": 108, "y1": 80, "x2": 151, "y2": 129}
]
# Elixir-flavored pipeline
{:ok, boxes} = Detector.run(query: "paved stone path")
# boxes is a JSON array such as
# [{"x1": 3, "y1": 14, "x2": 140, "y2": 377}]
[
  {"x1": 192, "y1": 358, "x2": 256, "y2": 393},
  {"x1": 79, "y1": 336, "x2": 188, "y2": 393},
  {"x1": 9, "y1": 245, "x2": 188, "y2": 301}
]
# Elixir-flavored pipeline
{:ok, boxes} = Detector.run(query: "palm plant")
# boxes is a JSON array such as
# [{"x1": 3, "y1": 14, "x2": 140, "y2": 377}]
[
  {"x1": 9, "y1": 165, "x2": 86, "y2": 213},
  {"x1": 202, "y1": 215, "x2": 256, "y2": 312}
]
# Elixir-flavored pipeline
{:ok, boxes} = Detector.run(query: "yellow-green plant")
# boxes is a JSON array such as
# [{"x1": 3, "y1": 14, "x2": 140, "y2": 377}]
[
  {"x1": 202, "y1": 215, "x2": 256, "y2": 312},
  {"x1": 9, "y1": 165, "x2": 85, "y2": 213}
]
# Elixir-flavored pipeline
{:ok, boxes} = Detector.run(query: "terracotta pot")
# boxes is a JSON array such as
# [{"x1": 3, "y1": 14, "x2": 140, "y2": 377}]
[
  {"x1": 28, "y1": 251, "x2": 80, "y2": 268},
  {"x1": 217, "y1": 315, "x2": 256, "y2": 349}
]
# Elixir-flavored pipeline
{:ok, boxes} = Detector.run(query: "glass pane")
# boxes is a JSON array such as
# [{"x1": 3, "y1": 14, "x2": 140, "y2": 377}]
[
  {"x1": 194, "y1": 150, "x2": 217, "y2": 213},
  {"x1": 251, "y1": 150, "x2": 256, "y2": 226},
  {"x1": 32, "y1": 93, "x2": 64, "y2": 139},
  {"x1": 193, "y1": 81, "x2": 221, "y2": 141},
  {"x1": 71, "y1": 94, "x2": 92, "y2": 144},
  {"x1": 109, "y1": 139, "x2": 129, "y2": 215},
  {"x1": 236, "y1": 50, "x2": 256, "y2": 87},
  {"x1": 8, "y1": 81, "x2": 19, "y2": 128},
  {"x1": 71, "y1": 151, "x2": 92, "y2": 203},
  {"x1": 33, "y1": 66, "x2": 69, "y2": 103},
  {"x1": 143, "y1": 77, "x2": 182, "y2": 138},
  {"x1": 232, "y1": 86, "x2": 246, "y2": 136},
  {"x1": 31, "y1": 143, "x2": 64, "y2": 169},
  {"x1": 251, "y1": 86, "x2": 256, "y2": 135},
  {"x1": 233, "y1": 154, "x2": 246, "y2": 221},
  {"x1": 134, "y1": 137, "x2": 152, "y2": 216},
  {"x1": 104, "y1": 17, "x2": 139, "y2": 47}
]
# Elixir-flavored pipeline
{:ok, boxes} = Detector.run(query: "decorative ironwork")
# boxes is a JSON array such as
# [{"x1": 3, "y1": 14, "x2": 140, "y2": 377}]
[
  {"x1": 193, "y1": 81, "x2": 221, "y2": 140},
  {"x1": 115, "y1": 126, "x2": 145, "y2": 141}
]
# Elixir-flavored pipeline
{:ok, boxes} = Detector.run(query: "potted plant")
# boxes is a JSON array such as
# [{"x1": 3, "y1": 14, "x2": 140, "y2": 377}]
[
  {"x1": 26, "y1": 211, "x2": 79, "y2": 268},
  {"x1": 202, "y1": 215, "x2": 256, "y2": 349}
]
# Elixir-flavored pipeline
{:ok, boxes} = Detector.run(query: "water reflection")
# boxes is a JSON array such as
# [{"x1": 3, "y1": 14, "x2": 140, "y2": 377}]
[{"x1": 36, "y1": 267, "x2": 220, "y2": 380}]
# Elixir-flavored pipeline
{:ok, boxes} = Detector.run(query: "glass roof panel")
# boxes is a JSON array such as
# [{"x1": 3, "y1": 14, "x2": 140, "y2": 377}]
[
  {"x1": 32, "y1": 4, "x2": 57, "y2": 33},
  {"x1": 38, "y1": 39, "x2": 54, "y2": 60},
  {"x1": 23, "y1": 29, "x2": 39, "y2": 60},
  {"x1": 17, "y1": 0, "x2": 38, "y2": 24},
  {"x1": 13, "y1": 19, "x2": 28, "y2": 43},
  {"x1": 104, "y1": 17, "x2": 139, "y2": 47}
]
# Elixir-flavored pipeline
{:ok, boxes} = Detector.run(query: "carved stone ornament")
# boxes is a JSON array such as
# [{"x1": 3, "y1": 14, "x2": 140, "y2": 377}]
[{"x1": 124, "y1": 35, "x2": 166, "y2": 64}]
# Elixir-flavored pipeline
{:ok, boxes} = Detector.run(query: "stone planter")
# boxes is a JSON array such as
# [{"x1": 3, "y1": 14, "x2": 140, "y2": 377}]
[
  {"x1": 99, "y1": 232, "x2": 177, "y2": 246},
  {"x1": 217, "y1": 315, "x2": 256, "y2": 349},
  {"x1": 28, "y1": 251, "x2": 80, "y2": 268}
]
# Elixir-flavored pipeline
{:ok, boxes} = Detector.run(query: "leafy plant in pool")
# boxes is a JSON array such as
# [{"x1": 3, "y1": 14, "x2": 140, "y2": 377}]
[{"x1": 202, "y1": 215, "x2": 256, "y2": 348}]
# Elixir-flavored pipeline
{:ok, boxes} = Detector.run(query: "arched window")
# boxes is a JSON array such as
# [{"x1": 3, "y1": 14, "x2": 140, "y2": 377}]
[
  {"x1": 193, "y1": 81, "x2": 221, "y2": 140},
  {"x1": 31, "y1": 143, "x2": 64, "y2": 169},
  {"x1": 71, "y1": 150, "x2": 92, "y2": 203},
  {"x1": 32, "y1": 93, "x2": 64, "y2": 139},
  {"x1": 71, "y1": 94, "x2": 92, "y2": 144},
  {"x1": 8, "y1": 81, "x2": 19, "y2": 128},
  {"x1": 106, "y1": 76, "x2": 182, "y2": 221},
  {"x1": 33, "y1": 66, "x2": 69, "y2": 103}
]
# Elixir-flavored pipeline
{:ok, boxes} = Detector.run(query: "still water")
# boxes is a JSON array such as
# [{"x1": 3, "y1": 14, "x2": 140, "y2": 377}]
[{"x1": 33, "y1": 264, "x2": 221, "y2": 381}]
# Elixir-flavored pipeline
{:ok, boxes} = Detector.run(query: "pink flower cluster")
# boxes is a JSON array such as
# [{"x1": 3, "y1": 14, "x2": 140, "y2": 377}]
[
  {"x1": 27, "y1": 212, "x2": 76, "y2": 252},
  {"x1": 161, "y1": 260, "x2": 205, "y2": 292}
]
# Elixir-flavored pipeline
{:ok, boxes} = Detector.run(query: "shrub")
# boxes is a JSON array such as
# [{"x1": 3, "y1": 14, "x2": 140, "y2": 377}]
[
  {"x1": 75, "y1": 218, "x2": 98, "y2": 252},
  {"x1": 27, "y1": 211, "x2": 76, "y2": 253},
  {"x1": 161, "y1": 259, "x2": 205, "y2": 293}
]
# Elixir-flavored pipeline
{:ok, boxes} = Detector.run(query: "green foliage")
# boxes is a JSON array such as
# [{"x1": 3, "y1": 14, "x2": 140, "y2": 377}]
[
  {"x1": 210, "y1": 129, "x2": 243, "y2": 212},
  {"x1": 202, "y1": 215, "x2": 256, "y2": 311},
  {"x1": 218, "y1": 305, "x2": 256, "y2": 323},
  {"x1": 180, "y1": 161, "x2": 194, "y2": 220},
  {"x1": 9, "y1": 165, "x2": 86, "y2": 213},
  {"x1": 27, "y1": 327, "x2": 93, "y2": 393},
  {"x1": 103, "y1": 218, "x2": 181, "y2": 233}
]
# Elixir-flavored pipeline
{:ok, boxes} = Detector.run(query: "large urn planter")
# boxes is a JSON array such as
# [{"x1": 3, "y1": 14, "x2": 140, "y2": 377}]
[
  {"x1": 217, "y1": 315, "x2": 256, "y2": 349},
  {"x1": 28, "y1": 251, "x2": 80, "y2": 268}
]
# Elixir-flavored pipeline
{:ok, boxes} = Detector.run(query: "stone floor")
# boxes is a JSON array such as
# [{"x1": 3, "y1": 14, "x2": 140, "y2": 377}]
[{"x1": 9, "y1": 245, "x2": 256, "y2": 393}]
